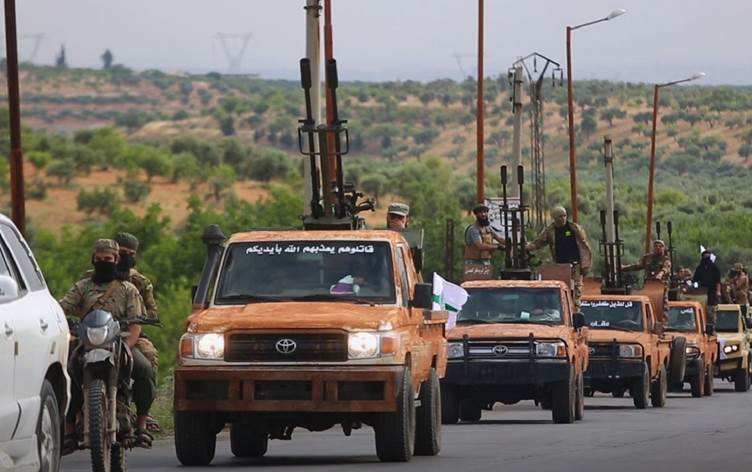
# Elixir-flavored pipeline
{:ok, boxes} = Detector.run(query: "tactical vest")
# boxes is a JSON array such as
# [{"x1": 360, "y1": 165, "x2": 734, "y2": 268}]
[{"x1": 464, "y1": 224, "x2": 494, "y2": 260}]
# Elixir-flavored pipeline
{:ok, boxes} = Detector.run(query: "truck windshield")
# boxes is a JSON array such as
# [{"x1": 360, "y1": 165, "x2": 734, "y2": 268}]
[
  {"x1": 581, "y1": 300, "x2": 643, "y2": 331},
  {"x1": 716, "y1": 310, "x2": 740, "y2": 332},
  {"x1": 214, "y1": 241, "x2": 396, "y2": 304},
  {"x1": 457, "y1": 288, "x2": 563, "y2": 325},
  {"x1": 666, "y1": 307, "x2": 698, "y2": 332}
]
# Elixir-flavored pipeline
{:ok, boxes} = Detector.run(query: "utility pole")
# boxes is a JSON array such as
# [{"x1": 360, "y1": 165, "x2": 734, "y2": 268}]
[
  {"x1": 323, "y1": 0, "x2": 337, "y2": 190},
  {"x1": 303, "y1": 0, "x2": 322, "y2": 217},
  {"x1": 510, "y1": 65, "x2": 523, "y2": 198},
  {"x1": 4, "y1": 0, "x2": 25, "y2": 235},
  {"x1": 475, "y1": 0, "x2": 485, "y2": 204},
  {"x1": 603, "y1": 136, "x2": 615, "y2": 243}
]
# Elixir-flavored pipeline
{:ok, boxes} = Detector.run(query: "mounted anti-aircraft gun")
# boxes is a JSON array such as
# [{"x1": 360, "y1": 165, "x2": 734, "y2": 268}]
[
  {"x1": 598, "y1": 209, "x2": 631, "y2": 295},
  {"x1": 499, "y1": 164, "x2": 534, "y2": 280},
  {"x1": 655, "y1": 220, "x2": 681, "y2": 301},
  {"x1": 297, "y1": 57, "x2": 374, "y2": 230}
]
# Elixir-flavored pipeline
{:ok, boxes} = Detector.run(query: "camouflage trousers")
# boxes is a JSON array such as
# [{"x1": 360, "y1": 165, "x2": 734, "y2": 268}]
[
  {"x1": 135, "y1": 337, "x2": 159, "y2": 369},
  {"x1": 572, "y1": 266, "x2": 583, "y2": 310}
]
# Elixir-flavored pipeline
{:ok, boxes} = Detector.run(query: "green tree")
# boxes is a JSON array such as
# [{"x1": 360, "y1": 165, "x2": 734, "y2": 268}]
[
  {"x1": 209, "y1": 164, "x2": 236, "y2": 201},
  {"x1": 101, "y1": 49, "x2": 113, "y2": 69},
  {"x1": 46, "y1": 158, "x2": 76, "y2": 185},
  {"x1": 580, "y1": 115, "x2": 597, "y2": 137},
  {"x1": 27, "y1": 151, "x2": 52, "y2": 171},
  {"x1": 599, "y1": 107, "x2": 626, "y2": 127},
  {"x1": 77, "y1": 188, "x2": 121, "y2": 216}
]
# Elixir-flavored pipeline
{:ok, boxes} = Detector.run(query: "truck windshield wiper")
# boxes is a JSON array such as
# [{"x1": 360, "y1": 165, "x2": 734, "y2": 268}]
[
  {"x1": 502, "y1": 320, "x2": 557, "y2": 325},
  {"x1": 456, "y1": 319, "x2": 497, "y2": 325},
  {"x1": 290, "y1": 294, "x2": 377, "y2": 306},
  {"x1": 589, "y1": 325, "x2": 639, "y2": 332},
  {"x1": 216, "y1": 294, "x2": 292, "y2": 303}
]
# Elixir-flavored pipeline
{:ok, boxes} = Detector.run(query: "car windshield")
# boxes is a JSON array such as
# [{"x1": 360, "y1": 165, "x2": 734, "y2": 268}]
[
  {"x1": 457, "y1": 287, "x2": 564, "y2": 325},
  {"x1": 716, "y1": 310, "x2": 740, "y2": 332},
  {"x1": 666, "y1": 307, "x2": 698, "y2": 332},
  {"x1": 581, "y1": 299, "x2": 643, "y2": 331},
  {"x1": 214, "y1": 241, "x2": 395, "y2": 304}
]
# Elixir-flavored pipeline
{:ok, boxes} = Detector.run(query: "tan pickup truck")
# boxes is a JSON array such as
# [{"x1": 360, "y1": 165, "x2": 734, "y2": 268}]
[
  {"x1": 714, "y1": 304, "x2": 752, "y2": 392},
  {"x1": 173, "y1": 229, "x2": 447, "y2": 464},
  {"x1": 666, "y1": 300, "x2": 717, "y2": 396},
  {"x1": 441, "y1": 279, "x2": 589, "y2": 424},
  {"x1": 580, "y1": 294, "x2": 685, "y2": 408}
]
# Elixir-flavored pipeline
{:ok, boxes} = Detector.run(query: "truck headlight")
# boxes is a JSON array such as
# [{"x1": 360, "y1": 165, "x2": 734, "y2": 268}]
[
  {"x1": 180, "y1": 333, "x2": 225, "y2": 360},
  {"x1": 618, "y1": 344, "x2": 643, "y2": 358},
  {"x1": 723, "y1": 344, "x2": 740, "y2": 355},
  {"x1": 86, "y1": 326, "x2": 109, "y2": 346},
  {"x1": 448, "y1": 342, "x2": 464, "y2": 359},
  {"x1": 536, "y1": 341, "x2": 567, "y2": 358},
  {"x1": 685, "y1": 345, "x2": 701, "y2": 359},
  {"x1": 348, "y1": 332, "x2": 380, "y2": 359}
]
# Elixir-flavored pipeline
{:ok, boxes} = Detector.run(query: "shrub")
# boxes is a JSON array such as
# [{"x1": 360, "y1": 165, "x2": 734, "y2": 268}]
[
  {"x1": 122, "y1": 177, "x2": 151, "y2": 203},
  {"x1": 77, "y1": 188, "x2": 121, "y2": 215}
]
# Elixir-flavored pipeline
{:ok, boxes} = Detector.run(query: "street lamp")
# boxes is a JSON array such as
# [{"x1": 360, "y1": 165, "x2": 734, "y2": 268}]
[
  {"x1": 644, "y1": 72, "x2": 706, "y2": 252},
  {"x1": 566, "y1": 8, "x2": 626, "y2": 223}
]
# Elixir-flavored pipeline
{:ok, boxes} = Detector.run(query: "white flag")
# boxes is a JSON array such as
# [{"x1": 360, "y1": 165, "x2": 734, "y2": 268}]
[{"x1": 432, "y1": 273, "x2": 469, "y2": 330}]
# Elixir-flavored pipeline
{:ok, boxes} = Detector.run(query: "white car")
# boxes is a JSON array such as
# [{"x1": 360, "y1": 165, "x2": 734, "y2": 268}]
[{"x1": 0, "y1": 214, "x2": 70, "y2": 472}]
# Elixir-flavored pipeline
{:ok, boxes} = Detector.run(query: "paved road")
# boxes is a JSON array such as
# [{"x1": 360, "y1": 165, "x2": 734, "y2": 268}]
[{"x1": 62, "y1": 380, "x2": 750, "y2": 472}]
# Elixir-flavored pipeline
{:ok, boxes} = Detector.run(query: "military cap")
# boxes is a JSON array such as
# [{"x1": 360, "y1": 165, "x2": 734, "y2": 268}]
[
  {"x1": 387, "y1": 202, "x2": 410, "y2": 217},
  {"x1": 472, "y1": 204, "x2": 489, "y2": 213},
  {"x1": 551, "y1": 206, "x2": 567, "y2": 218},
  {"x1": 93, "y1": 239, "x2": 119, "y2": 255},
  {"x1": 653, "y1": 239, "x2": 666, "y2": 248},
  {"x1": 114, "y1": 232, "x2": 139, "y2": 251}
]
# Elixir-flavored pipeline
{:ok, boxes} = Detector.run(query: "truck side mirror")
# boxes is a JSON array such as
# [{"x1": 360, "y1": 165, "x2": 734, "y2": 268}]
[
  {"x1": 0, "y1": 275, "x2": 19, "y2": 303},
  {"x1": 572, "y1": 312, "x2": 585, "y2": 329},
  {"x1": 705, "y1": 323, "x2": 715, "y2": 336},
  {"x1": 411, "y1": 283, "x2": 433, "y2": 309},
  {"x1": 745, "y1": 318, "x2": 752, "y2": 330}
]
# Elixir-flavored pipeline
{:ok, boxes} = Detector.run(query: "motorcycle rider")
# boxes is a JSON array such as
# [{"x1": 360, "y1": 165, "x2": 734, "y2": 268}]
[{"x1": 60, "y1": 239, "x2": 155, "y2": 451}]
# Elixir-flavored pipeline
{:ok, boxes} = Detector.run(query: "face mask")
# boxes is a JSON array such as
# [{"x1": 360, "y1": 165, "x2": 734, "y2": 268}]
[
  {"x1": 477, "y1": 216, "x2": 490, "y2": 226},
  {"x1": 92, "y1": 261, "x2": 117, "y2": 284},
  {"x1": 117, "y1": 253, "x2": 135, "y2": 273}
]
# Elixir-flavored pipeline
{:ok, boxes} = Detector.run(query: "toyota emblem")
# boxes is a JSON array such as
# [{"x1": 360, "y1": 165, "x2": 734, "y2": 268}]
[
  {"x1": 275, "y1": 338, "x2": 297, "y2": 354},
  {"x1": 589, "y1": 347, "x2": 596, "y2": 355},
  {"x1": 492, "y1": 345, "x2": 508, "y2": 357}
]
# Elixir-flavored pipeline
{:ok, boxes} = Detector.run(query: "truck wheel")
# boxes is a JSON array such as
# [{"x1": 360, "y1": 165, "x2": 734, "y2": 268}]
[
  {"x1": 440, "y1": 384, "x2": 459, "y2": 425},
  {"x1": 669, "y1": 337, "x2": 687, "y2": 386},
  {"x1": 734, "y1": 366, "x2": 750, "y2": 392},
  {"x1": 630, "y1": 363, "x2": 650, "y2": 409},
  {"x1": 551, "y1": 367, "x2": 575, "y2": 424},
  {"x1": 415, "y1": 368, "x2": 441, "y2": 456},
  {"x1": 375, "y1": 369, "x2": 415, "y2": 462},
  {"x1": 230, "y1": 424, "x2": 268, "y2": 458},
  {"x1": 704, "y1": 364, "x2": 713, "y2": 396},
  {"x1": 174, "y1": 411, "x2": 217, "y2": 466},
  {"x1": 650, "y1": 366, "x2": 667, "y2": 407},
  {"x1": 37, "y1": 380, "x2": 61, "y2": 472},
  {"x1": 540, "y1": 395, "x2": 552, "y2": 410},
  {"x1": 458, "y1": 399, "x2": 482, "y2": 422},
  {"x1": 574, "y1": 372, "x2": 585, "y2": 421},
  {"x1": 690, "y1": 360, "x2": 706, "y2": 397}
]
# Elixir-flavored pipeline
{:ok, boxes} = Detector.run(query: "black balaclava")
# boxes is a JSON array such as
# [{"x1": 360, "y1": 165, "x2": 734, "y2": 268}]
[
  {"x1": 92, "y1": 261, "x2": 118, "y2": 284},
  {"x1": 117, "y1": 253, "x2": 136, "y2": 274}
]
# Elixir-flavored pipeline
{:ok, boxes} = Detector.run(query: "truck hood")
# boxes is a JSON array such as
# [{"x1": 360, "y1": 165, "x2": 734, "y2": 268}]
[
  {"x1": 186, "y1": 302, "x2": 406, "y2": 332},
  {"x1": 448, "y1": 323, "x2": 571, "y2": 341},
  {"x1": 586, "y1": 329, "x2": 647, "y2": 344},
  {"x1": 665, "y1": 331, "x2": 703, "y2": 345},
  {"x1": 717, "y1": 332, "x2": 744, "y2": 344}
]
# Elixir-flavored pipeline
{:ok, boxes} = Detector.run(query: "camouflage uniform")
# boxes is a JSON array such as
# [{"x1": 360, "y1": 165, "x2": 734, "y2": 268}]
[
  {"x1": 623, "y1": 252, "x2": 672, "y2": 311},
  {"x1": 528, "y1": 221, "x2": 593, "y2": 309},
  {"x1": 730, "y1": 265, "x2": 749, "y2": 306}
]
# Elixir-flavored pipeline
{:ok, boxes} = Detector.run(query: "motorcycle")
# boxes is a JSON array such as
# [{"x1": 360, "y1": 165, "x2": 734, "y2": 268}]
[{"x1": 68, "y1": 310, "x2": 159, "y2": 472}]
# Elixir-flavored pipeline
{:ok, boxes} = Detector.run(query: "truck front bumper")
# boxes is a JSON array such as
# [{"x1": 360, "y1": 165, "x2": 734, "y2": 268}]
[
  {"x1": 585, "y1": 359, "x2": 644, "y2": 381},
  {"x1": 715, "y1": 357, "x2": 743, "y2": 377},
  {"x1": 443, "y1": 359, "x2": 570, "y2": 386},
  {"x1": 174, "y1": 365, "x2": 402, "y2": 413}
]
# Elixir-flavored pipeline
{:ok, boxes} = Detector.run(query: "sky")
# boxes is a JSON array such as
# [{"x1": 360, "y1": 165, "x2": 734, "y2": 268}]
[{"x1": 8, "y1": 0, "x2": 752, "y2": 85}]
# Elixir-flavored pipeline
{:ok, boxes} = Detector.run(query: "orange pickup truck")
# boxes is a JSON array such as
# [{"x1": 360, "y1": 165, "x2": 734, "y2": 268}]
[
  {"x1": 665, "y1": 300, "x2": 717, "y2": 396},
  {"x1": 173, "y1": 229, "x2": 447, "y2": 464}
]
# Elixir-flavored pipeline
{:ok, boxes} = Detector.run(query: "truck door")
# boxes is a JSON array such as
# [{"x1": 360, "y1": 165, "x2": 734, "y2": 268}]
[{"x1": 0, "y1": 240, "x2": 20, "y2": 442}]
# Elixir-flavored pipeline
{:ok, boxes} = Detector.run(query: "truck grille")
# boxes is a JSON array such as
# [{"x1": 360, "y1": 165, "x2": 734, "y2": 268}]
[
  {"x1": 463, "y1": 339, "x2": 532, "y2": 359},
  {"x1": 225, "y1": 331, "x2": 348, "y2": 362},
  {"x1": 589, "y1": 342, "x2": 617, "y2": 358}
]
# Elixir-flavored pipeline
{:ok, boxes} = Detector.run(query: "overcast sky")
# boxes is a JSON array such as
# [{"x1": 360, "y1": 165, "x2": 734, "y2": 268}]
[{"x1": 9, "y1": 0, "x2": 752, "y2": 85}]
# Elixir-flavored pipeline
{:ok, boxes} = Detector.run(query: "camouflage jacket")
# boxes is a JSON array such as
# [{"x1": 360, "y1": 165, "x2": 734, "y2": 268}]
[
  {"x1": 528, "y1": 222, "x2": 592, "y2": 271},
  {"x1": 81, "y1": 268, "x2": 158, "y2": 319},
  {"x1": 623, "y1": 253, "x2": 671, "y2": 282},
  {"x1": 59, "y1": 278, "x2": 143, "y2": 320},
  {"x1": 730, "y1": 274, "x2": 749, "y2": 305}
]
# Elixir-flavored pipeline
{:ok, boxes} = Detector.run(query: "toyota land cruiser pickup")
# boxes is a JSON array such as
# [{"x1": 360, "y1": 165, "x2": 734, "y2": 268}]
[
  {"x1": 714, "y1": 304, "x2": 752, "y2": 392},
  {"x1": 173, "y1": 229, "x2": 447, "y2": 464},
  {"x1": 440, "y1": 279, "x2": 588, "y2": 424},
  {"x1": 666, "y1": 300, "x2": 717, "y2": 396}
]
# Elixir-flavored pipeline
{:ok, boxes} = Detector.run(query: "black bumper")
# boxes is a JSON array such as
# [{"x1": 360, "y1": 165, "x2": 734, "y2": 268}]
[
  {"x1": 443, "y1": 359, "x2": 571, "y2": 386},
  {"x1": 684, "y1": 358, "x2": 703, "y2": 378},
  {"x1": 585, "y1": 359, "x2": 644, "y2": 381}
]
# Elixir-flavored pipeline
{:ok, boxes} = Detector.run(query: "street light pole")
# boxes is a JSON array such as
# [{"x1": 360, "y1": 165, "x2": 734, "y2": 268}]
[
  {"x1": 644, "y1": 72, "x2": 706, "y2": 253},
  {"x1": 4, "y1": 0, "x2": 25, "y2": 235},
  {"x1": 565, "y1": 8, "x2": 626, "y2": 223},
  {"x1": 476, "y1": 0, "x2": 485, "y2": 204}
]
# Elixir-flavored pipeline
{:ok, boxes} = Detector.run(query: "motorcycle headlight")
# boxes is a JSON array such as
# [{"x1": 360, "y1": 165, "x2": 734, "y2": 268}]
[
  {"x1": 618, "y1": 344, "x2": 643, "y2": 358},
  {"x1": 723, "y1": 344, "x2": 740, "y2": 355},
  {"x1": 447, "y1": 342, "x2": 464, "y2": 359},
  {"x1": 536, "y1": 341, "x2": 567, "y2": 358},
  {"x1": 86, "y1": 326, "x2": 109, "y2": 346},
  {"x1": 685, "y1": 345, "x2": 701, "y2": 359},
  {"x1": 180, "y1": 333, "x2": 225, "y2": 360},
  {"x1": 348, "y1": 332, "x2": 380, "y2": 359}
]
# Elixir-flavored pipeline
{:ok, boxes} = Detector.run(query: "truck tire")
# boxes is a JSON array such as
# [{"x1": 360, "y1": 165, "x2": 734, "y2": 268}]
[
  {"x1": 703, "y1": 363, "x2": 714, "y2": 396},
  {"x1": 440, "y1": 384, "x2": 459, "y2": 425},
  {"x1": 458, "y1": 399, "x2": 482, "y2": 422},
  {"x1": 415, "y1": 368, "x2": 441, "y2": 456},
  {"x1": 650, "y1": 366, "x2": 667, "y2": 407},
  {"x1": 230, "y1": 424, "x2": 268, "y2": 458},
  {"x1": 734, "y1": 366, "x2": 750, "y2": 392},
  {"x1": 630, "y1": 363, "x2": 650, "y2": 409},
  {"x1": 174, "y1": 411, "x2": 217, "y2": 466},
  {"x1": 375, "y1": 369, "x2": 415, "y2": 462},
  {"x1": 551, "y1": 367, "x2": 575, "y2": 424},
  {"x1": 37, "y1": 380, "x2": 61, "y2": 472},
  {"x1": 669, "y1": 337, "x2": 687, "y2": 386},
  {"x1": 574, "y1": 372, "x2": 585, "y2": 421},
  {"x1": 690, "y1": 360, "x2": 705, "y2": 397}
]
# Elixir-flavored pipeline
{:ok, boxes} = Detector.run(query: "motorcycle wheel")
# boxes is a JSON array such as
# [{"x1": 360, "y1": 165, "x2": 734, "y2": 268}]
[{"x1": 88, "y1": 379, "x2": 112, "y2": 472}]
